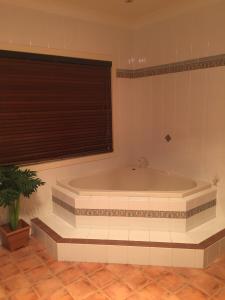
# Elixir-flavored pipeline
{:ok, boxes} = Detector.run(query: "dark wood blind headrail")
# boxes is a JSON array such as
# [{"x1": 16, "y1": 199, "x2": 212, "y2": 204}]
[{"x1": 0, "y1": 50, "x2": 113, "y2": 165}]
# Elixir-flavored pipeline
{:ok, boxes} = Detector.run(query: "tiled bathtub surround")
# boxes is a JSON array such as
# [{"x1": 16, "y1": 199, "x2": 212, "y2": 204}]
[
  {"x1": 53, "y1": 196, "x2": 216, "y2": 219},
  {"x1": 116, "y1": 53, "x2": 225, "y2": 78},
  {"x1": 52, "y1": 185, "x2": 216, "y2": 232}
]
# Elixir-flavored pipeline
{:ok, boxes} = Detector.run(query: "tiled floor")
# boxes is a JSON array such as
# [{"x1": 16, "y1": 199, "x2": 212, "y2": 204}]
[{"x1": 0, "y1": 237, "x2": 225, "y2": 300}]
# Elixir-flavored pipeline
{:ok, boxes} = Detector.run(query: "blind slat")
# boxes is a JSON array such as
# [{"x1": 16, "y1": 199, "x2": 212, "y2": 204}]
[{"x1": 0, "y1": 50, "x2": 112, "y2": 165}]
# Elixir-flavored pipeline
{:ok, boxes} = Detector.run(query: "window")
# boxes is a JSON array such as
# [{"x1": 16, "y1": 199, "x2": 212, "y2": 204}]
[{"x1": 0, "y1": 50, "x2": 112, "y2": 165}]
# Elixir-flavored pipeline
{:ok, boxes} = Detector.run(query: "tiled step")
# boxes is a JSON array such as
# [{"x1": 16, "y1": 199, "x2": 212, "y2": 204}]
[{"x1": 31, "y1": 214, "x2": 225, "y2": 269}]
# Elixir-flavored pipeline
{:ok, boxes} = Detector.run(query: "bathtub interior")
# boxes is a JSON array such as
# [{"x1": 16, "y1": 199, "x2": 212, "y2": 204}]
[{"x1": 68, "y1": 167, "x2": 197, "y2": 191}]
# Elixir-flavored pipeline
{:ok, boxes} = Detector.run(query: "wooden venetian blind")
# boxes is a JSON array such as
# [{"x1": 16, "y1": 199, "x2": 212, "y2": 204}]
[{"x1": 0, "y1": 50, "x2": 112, "y2": 165}]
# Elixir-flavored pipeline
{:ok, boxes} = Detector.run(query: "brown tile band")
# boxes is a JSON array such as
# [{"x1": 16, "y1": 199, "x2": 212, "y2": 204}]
[
  {"x1": 31, "y1": 217, "x2": 225, "y2": 250},
  {"x1": 52, "y1": 196, "x2": 216, "y2": 219},
  {"x1": 117, "y1": 53, "x2": 225, "y2": 78}
]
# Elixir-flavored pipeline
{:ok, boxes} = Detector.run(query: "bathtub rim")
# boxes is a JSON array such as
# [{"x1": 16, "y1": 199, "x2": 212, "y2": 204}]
[{"x1": 57, "y1": 178, "x2": 211, "y2": 199}]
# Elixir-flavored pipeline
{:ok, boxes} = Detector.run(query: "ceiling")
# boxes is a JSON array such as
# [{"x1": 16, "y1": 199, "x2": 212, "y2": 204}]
[{"x1": 2, "y1": 0, "x2": 218, "y2": 27}]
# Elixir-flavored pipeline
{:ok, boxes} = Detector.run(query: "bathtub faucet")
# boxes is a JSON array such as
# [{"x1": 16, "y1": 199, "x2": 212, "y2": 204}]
[{"x1": 137, "y1": 157, "x2": 149, "y2": 168}]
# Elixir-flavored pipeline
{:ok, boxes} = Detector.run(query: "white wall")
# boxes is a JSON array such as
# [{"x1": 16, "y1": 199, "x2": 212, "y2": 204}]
[
  {"x1": 132, "y1": 0, "x2": 225, "y2": 214},
  {"x1": 0, "y1": 0, "x2": 225, "y2": 224},
  {"x1": 0, "y1": 1, "x2": 134, "y2": 224}
]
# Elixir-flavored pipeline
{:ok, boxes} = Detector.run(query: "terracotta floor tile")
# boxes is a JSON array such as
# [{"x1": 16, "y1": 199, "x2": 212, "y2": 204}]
[
  {"x1": 84, "y1": 291, "x2": 110, "y2": 300},
  {"x1": 213, "y1": 287, "x2": 225, "y2": 299},
  {"x1": 175, "y1": 267, "x2": 203, "y2": 280},
  {"x1": 161, "y1": 292, "x2": 181, "y2": 300},
  {"x1": 11, "y1": 246, "x2": 33, "y2": 261},
  {"x1": 103, "y1": 280, "x2": 132, "y2": 300},
  {"x1": 48, "y1": 261, "x2": 71, "y2": 274},
  {"x1": 176, "y1": 285, "x2": 208, "y2": 300},
  {"x1": 206, "y1": 263, "x2": 225, "y2": 281},
  {"x1": 0, "y1": 263, "x2": 20, "y2": 281},
  {"x1": 105, "y1": 264, "x2": 137, "y2": 279},
  {"x1": 157, "y1": 271, "x2": 187, "y2": 293},
  {"x1": 36, "y1": 249, "x2": 55, "y2": 264},
  {"x1": 17, "y1": 255, "x2": 43, "y2": 272},
  {"x1": 141, "y1": 266, "x2": 170, "y2": 279},
  {"x1": 42, "y1": 288, "x2": 74, "y2": 300},
  {"x1": 0, "y1": 254, "x2": 12, "y2": 267},
  {"x1": 66, "y1": 278, "x2": 97, "y2": 299},
  {"x1": 122, "y1": 268, "x2": 149, "y2": 290},
  {"x1": 57, "y1": 266, "x2": 84, "y2": 285},
  {"x1": 78, "y1": 262, "x2": 104, "y2": 275},
  {"x1": 34, "y1": 277, "x2": 63, "y2": 297},
  {"x1": 189, "y1": 271, "x2": 223, "y2": 296},
  {"x1": 3, "y1": 274, "x2": 31, "y2": 293},
  {"x1": 25, "y1": 265, "x2": 52, "y2": 283},
  {"x1": 9, "y1": 288, "x2": 39, "y2": 300},
  {"x1": 127, "y1": 290, "x2": 180, "y2": 300},
  {"x1": 29, "y1": 237, "x2": 45, "y2": 252},
  {"x1": 133, "y1": 282, "x2": 167, "y2": 300},
  {"x1": 126, "y1": 294, "x2": 147, "y2": 300},
  {"x1": 0, "y1": 285, "x2": 7, "y2": 298},
  {"x1": 88, "y1": 269, "x2": 117, "y2": 288}
]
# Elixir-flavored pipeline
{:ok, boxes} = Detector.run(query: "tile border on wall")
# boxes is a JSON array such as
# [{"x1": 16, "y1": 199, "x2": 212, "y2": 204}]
[
  {"x1": 117, "y1": 53, "x2": 225, "y2": 78},
  {"x1": 52, "y1": 196, "x2": 216, "y2": 219}
]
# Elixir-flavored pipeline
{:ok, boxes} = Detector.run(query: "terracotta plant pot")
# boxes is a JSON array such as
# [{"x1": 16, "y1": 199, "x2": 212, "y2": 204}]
[{"x1": 0, "y1": 219, "x2": 30, "y2": 251}]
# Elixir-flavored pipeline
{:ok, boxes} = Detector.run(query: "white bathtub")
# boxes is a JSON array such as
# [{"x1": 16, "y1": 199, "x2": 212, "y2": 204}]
[
  {"x1": 58, "y1": 167, "x2": 210, "y2": 198},
  {"x1": 53, "y1": 167, "x2": 216, "y2": 232}
]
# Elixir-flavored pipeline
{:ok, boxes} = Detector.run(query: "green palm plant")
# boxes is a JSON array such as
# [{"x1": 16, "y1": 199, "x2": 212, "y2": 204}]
[{"x1": 0, "y1": 165, "x2": 45, "y2": 231}]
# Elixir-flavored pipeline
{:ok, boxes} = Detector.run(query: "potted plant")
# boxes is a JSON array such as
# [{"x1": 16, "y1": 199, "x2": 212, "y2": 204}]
[{"x1": 0, "y1": 165, "x2": 44, "y2": 251}]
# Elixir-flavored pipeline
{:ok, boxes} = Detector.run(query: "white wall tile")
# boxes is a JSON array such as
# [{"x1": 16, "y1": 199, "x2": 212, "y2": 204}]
[
  {"x1": 186, "y1": 207, "x2": 216, "y2": 231},
  {"x1": 45, "y1": 235, "x2": 57, "y2": 259},
  {"x1": 169, "y1": 219, "x2": 186, "y2": 232},
  {"x1": 128, "y1": 218, "x2": 151, "y2": 230},
  {"x1": 53, "y1": 203, "x2": 76, "y2": 227},
  {"x1": 195, "y1": 250, "x2": 205, "y2": 268},
  {"x1": 128, "y1": 197, "x2": 149, "y2": 210},
  {"x1": 205, "y1": 242, "x2": 220, "y2": 267},
  {"x1": 108, "y1": 217, "x2": 129, "y2": 228},
  {"x1": 107, "y1": 245, "x2": 128, "y2": 264},
  {"x1": 149, "y1": 197, "x2": 169, "y2": 211},
  {"x1": 127, "y1": 246, "x2": 150, "y2": 265},
  {"x1": 170, "y1": 232, "x2": 195, "y2": 244},
  {"x1": 75, "y1": 196, "x2": 91, "y2": 208},
  {"x1": 75, "y1": 216, "x2": 109, "y2": 228},
  {"x1": 90, "y1": 196, "x2": 110, "y2": 209},
  {"x1": 172, "y1": 248, "x2": 197, "y2": 268},
  {"x1": 169, "y1": 198, "x2": 186, "y2": 211},
  {"x1": 150, "y1": 247, "x2": 172, "y2": 267},
  {"x1": 150, "y1": 231, "x2": 171, "y2": 243},
  {"x1": 149, "y1": 218, "x2": 170, "y2": 231},
  {"x1": 52, "y1": 185, "x2": 76, "y2": 207},
  {"x1": 84, "y1": 245, "x2": 107, "y2": 263},
  {"x1": 109, "y1": 229, "x2": 129, "y2": 240},
  {"x1": 109, "y1": 196, "x2": 128, "y2": 210},
  {"x1": 88, "y1": 228, "x2": 108, "y2": 240},
  {"x1": 129, "y1": 230, "x2": 150, "y2": 242},
  {"x1": 58, "y1": 243, "x2": 86, "y2": 262}
]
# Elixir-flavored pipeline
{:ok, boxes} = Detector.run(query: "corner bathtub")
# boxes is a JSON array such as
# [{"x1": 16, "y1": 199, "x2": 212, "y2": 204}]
[
  {"x1": 53, "y1": 167, "x2": 217, "y2": 232},
  {"x1": 58, "y1": 167, "x2": 210, "y2": 198}
]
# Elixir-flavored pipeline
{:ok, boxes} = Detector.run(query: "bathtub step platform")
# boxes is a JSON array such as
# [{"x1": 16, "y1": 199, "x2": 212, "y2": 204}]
[{"x1": 32, "y1": 214, "x2": 225, "y2": 268}]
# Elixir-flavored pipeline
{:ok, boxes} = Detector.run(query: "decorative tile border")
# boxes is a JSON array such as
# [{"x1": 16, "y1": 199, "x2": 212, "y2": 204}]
[
  {"x1": 117, "y1": 54, "x2": 225, "y2": 78},
  {"x1": 31, "y1": 217, "x2": 225, "y2": 250},
  {"x1": 52, "y1": 196, "x2": 216, "y2": 219}
]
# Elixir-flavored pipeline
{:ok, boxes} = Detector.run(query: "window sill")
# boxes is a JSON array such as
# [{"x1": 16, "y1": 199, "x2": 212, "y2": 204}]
[{"x1": 24, "y1": 152, "x2": 115, "y2": 172}]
